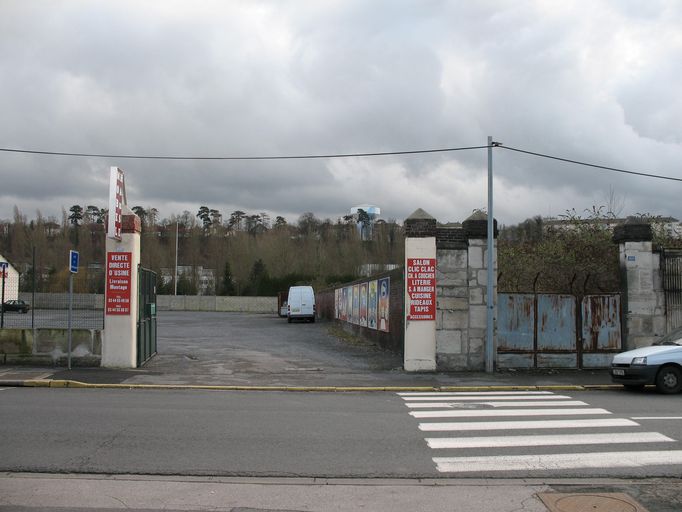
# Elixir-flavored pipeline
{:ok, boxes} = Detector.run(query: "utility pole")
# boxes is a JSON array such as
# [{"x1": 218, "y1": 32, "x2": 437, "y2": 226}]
[
  {"x1": 174, "y1": 221, "x2": 179, "y2": 295},
  {"x1": 486, "y1": 136, "x2": 501, "y2": 373}
]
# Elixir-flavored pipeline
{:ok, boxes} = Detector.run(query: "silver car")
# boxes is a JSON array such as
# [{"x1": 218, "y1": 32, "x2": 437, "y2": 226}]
[{"x1": 611, "y1": 327, "x2": 682, "y2": 394}]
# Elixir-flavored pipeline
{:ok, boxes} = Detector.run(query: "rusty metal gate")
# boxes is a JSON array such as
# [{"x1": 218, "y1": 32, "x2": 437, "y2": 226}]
[
  {"x1": 662, "y1": 249, "x2": 682, "y2": 332},
  {"x1": 497, "y1": 293, "x2": 621, "y2": 368}
]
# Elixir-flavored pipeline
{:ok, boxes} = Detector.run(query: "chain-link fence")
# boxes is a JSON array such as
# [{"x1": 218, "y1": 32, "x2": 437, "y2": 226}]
[{"x1": 1, "y1": 292, "x2": 105, "y2": 329}]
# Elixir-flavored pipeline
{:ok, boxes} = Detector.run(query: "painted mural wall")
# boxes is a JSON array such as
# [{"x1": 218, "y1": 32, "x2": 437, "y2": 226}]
[{"x1": 335, "y1": 277, "x2": 390, "y2": 332}]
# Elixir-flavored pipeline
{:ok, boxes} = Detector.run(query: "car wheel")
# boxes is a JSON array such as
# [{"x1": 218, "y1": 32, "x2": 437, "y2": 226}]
[
  {"x1": 623, "y1": 384, "x2": 645, "y2": 391},
  {"x1": 655, "y1": 365, "x2": 682, "y2": 394}
]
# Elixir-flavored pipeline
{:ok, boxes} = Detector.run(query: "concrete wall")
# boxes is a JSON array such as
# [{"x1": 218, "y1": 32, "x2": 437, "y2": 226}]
[
  {"x1": 18, "y1": 293, "x2": 277, "y2": 314},
  {"x1": 0, "y1": 328, "x2": 101, "y2": 366},
  {"x1": 156, "y1": 295, "x2": 277, "y2": 313}
]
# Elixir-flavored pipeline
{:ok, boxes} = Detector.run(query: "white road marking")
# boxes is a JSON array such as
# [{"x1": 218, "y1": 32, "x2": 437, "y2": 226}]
[
  {"x1": 402, "y1": 394, "x2": 573, "y2": 401},
  {"x1": 411, "y1": 408, "x2": 611, "y2": 419},
  {"x1": 419, "y1": 418, "x2": 640, "y2": 431},
  {"x1": 398, "y1": 391, "x2": 554, "y2": 396},
  {"x1": 426, "y1": 432, "x2": 673, "y2": 449},
  {"x1": 433, "y1": 450, "x2": 682, "y2": 473},
  {"x1": 406, "y1": 400, "x2": 588, "y2": 409},
  {"x1": 632, "y1": 417, "x2": 682, "y2": 420}
]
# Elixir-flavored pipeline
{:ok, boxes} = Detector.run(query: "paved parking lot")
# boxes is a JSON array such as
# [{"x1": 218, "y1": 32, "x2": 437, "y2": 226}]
[{"x1": 127, "y1": 310, "x2": 404, "y2": 386}]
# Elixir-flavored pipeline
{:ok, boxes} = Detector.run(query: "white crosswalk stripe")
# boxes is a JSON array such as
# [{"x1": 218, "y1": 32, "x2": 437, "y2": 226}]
[
  {"x1": 433, "y1": 451, "x2": 682, "y2": 473},
  {"x1": 419, "y1": 418, "x2": 639, "y2": 431},
  {"x1": 406, "y1": 400, "x2": 588, "y2": 408},
  {"x1": 400, "y1": 390, "x2": 681, "y2": 475},
  {"x1": 402, "y1": 394, "x2": 573, "y2": 401},
  {"x1": 411, "y1": 407, "x2": 611, "y2": 418},
  {"x1": 425, "y1": 432, "x2": 673, "y2": 449}
]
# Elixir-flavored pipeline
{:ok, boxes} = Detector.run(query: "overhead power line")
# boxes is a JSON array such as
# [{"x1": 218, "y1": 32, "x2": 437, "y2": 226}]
[
  {"x1": 0, "y1": 145, "x2": 489, "y2": 160},
  {"x1": 499, "y1": 145, "x2": 682, "y2": 183},
  {"x1": 1, "y1": 142, "x2": 679, "y2": 182}
]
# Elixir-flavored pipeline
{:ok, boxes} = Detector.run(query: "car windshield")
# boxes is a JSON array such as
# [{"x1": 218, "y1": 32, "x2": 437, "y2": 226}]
[{"x1": 654, "y1": 328, "x2": 682, "y2": 346}]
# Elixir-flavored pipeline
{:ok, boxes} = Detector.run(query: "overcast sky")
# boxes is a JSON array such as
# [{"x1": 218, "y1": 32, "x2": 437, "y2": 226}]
[{"x1": 1, "y1": 0, "x2": 681, "y2": 226}]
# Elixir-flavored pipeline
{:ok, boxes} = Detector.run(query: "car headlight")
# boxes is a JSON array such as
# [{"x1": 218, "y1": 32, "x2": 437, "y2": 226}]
[{"x1": 631, "y1": 356, "x2": 647, "y2": 365}]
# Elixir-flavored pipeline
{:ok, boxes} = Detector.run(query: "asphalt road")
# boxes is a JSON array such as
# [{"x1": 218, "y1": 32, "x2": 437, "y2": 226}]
[{"x1": 1, "y1": 387, "x2": 681, "y2": 480}]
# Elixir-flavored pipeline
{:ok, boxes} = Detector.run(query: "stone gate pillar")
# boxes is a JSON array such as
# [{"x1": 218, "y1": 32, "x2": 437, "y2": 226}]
[
  {"x1": 614, "y1": 222, "x2": 666, "y2": 349},
  {"x1": 404, "y1": 209, "x2": 437, "y2": 371},
  {"x1": 102, "y1": 209, "x2": 141, "y2": 368},
  {"x1": 462, "y1": 212, "x2": 498, "y2": 371}
]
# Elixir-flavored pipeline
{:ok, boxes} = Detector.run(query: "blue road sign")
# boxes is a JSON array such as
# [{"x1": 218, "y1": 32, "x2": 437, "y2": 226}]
[
  {"x1": 0, "y1": 262, "x2": 7, "y2": 269},
  {"x1": 69, "y1": 250, "x2": 79, "y2": 273}
]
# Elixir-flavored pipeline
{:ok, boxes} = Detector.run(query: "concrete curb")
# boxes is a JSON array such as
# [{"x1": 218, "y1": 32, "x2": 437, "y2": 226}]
[{"x1": 0, "y1": 379, "x2": 626, "y2": 392}]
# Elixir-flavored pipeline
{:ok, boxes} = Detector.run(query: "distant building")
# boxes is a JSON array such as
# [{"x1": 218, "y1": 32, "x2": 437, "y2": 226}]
[
  {"x1": 357, "y1": 263, "x2": 400, "y2": 277},
  {"x1": 543, "y1": 216, "x2": 682, "y2": 238},
  {"x1": 350, "y1": 205, "x2": 381, "y2": 241},
  {"x1": 0, "y1": 255, "x2": 20, "y2": 301},
  {"x1": 160, "y1": 266, "x2": 216, "y2": 295}
]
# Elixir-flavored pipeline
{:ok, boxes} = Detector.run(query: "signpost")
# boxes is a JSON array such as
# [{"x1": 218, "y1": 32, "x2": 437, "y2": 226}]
[
  {"x1": 0, "y1": 261, "x2": 7, "y2": 329},
  {"x1": 67, "y1": 250, "x2": 79, "y2": 370}
]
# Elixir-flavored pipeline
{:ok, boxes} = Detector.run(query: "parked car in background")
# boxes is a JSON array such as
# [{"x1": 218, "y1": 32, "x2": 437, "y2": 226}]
[
  {"x1": 611, "y1": 327, "x2": 682, "y2": 394},
  {"x1": 287, "y1": 286, "x2": 315, "y2": 323},
  {"x1": 1, "y1": 299, "x2": 30, "y2": 314}
]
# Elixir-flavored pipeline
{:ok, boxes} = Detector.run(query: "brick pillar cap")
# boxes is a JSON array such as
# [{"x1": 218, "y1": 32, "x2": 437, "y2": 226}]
[
  {"x1": 465, "y1": 210, "x2": 488, "y2": 222},
  {"x1": 463, "y1": 211, "x2": 498, "y2": 239},
  {"x1": 613, "y1": 223, "x2": 653, "y2": 243},
  {"x1": 406, "y1": 208, "x2": 435, "y2": 221}
]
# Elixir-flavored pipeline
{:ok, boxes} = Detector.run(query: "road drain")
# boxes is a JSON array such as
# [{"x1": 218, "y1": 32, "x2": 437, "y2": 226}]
[{"x1": 537, "y1": 493, "x2": 649, "y2": 512}]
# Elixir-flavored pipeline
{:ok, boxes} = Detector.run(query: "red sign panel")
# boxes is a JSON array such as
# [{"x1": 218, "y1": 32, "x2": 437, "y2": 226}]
[
  {"x1": 106, "y1": 252, "x2": 132, "y2": 315},
  {"x1": 108, "y1": 167, "x2": 125, "y2": 241},
  {"x1": 407, "y1": 258, "x2": 436, "y2": 321}
]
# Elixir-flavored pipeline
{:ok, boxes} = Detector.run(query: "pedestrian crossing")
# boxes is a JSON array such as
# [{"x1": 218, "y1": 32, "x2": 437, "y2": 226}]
[{"x1": 399, "y1": 390, "x2": 682, "y2": 475}]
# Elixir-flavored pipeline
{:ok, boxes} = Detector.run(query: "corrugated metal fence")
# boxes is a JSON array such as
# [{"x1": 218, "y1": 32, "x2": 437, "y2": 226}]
[{"x1": 498, "y1": 293, "x2": 622, "y2": 368}]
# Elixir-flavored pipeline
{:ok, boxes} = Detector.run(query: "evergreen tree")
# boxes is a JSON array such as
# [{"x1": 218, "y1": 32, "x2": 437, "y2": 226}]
[{"x1": 220, "y1": 260, "x2": 236, "y2": 295}]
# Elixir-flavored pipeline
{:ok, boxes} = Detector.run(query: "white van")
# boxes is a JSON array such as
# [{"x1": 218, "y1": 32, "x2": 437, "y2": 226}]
[{"x1": 287, "y1": 286, "x2": 316, "y2": 323}]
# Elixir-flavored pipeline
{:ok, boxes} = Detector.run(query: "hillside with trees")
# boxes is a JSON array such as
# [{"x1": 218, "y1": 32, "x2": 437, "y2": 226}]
[{"x1": 0, "y1": 205, "x2": 403, "y2": 295}]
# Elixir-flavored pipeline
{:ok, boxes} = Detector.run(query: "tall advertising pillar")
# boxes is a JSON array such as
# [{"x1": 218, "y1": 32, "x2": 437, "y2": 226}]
[
  {"x1": 404, "y1": 209, "x2": 437, "y2": 371},
  {"x1": 102, "y1": 167, "x2": 142, "y2": 368}
]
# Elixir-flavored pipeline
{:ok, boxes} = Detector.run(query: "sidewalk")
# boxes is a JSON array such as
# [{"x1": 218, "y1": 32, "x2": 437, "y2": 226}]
[
  {"x1": 0, "y1": 364, "x2": 617, "y2": 390},
  {"x1": 0, "y1": 312, "x2": 621, "y2": 391}
]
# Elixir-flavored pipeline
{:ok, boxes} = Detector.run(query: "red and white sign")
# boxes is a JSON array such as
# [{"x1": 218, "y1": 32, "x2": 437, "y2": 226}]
[
  {"x1": 108, "y1": 167, "x2": 126, "y2": 241},
  {"x1": 407, "y1": 258, "x2": 436, "y2": 321},
  {"x1": 106, "y1": 251, "x2": 132, "y2": 315}
]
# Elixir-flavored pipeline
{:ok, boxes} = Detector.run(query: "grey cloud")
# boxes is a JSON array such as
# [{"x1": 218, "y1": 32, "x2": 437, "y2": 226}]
[{"x1": 1, "y1": 0, "x2": 681, "y2": 226}]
